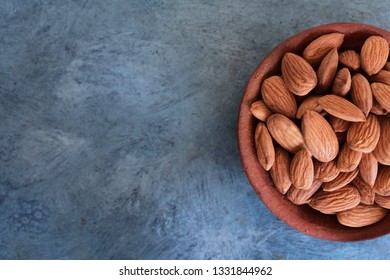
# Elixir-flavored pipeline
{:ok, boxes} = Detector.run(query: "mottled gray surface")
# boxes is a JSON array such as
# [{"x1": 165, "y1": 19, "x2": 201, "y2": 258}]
[{"x1": 0, "y1": 0, "x2": 389, "y2": 259}]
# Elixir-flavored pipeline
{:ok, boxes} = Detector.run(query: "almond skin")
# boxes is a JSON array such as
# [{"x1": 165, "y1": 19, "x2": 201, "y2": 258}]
[
  {"x1": 314, "y1": 159, "x2": 340, "y2": 182},
  {"x1": 350, "y1": 73, "x2": 373, "y2": 116},
  {"x1": 371, "y1": 82, "x2": 390, "y2": 112},
  {"x1": 270, "y1": 146, "x2": 292, "y2": 194},
  {"x1": 373, "y1": 117, "x2": 390, "y2": 165},
  {"x1": 309, "y1": 185, "x2": 360, "y2": 214},
  {"x1": 303, "y1": 33, "x2": 344, "y2": 66},
  {"x1": 318, "y1": 94, "x2": 366, "y2": 122},
  {"x1": 373, "y1": 166, "x2": 390, "y2": 196},
  {"x1": 296, "y1": 95, "x2": 322, "y2": 119},
  {"x1": 322, "y1": 169, "x2": 359, "y2": 192},
  {"x1": 351, "y1": 175, "x2": 375, "y2": 205},
  {"x1": 339, "y1": 50, "x2": 360, "y2": 71},
  {"x1": 337, "y1": 204, "x2": 387, "y2": 227},
  {"x1": 302, "y1": 110, "x2": 339, "y2": 162},
  {"x1": 261, "y1": 76, "x2": 298, "y2": 118},
  {"x1": 250, "y1": 100, "x2": 273, "y2": 121},
  {"x1": 383, "y1": 61, "x2": 390, "y2": 71},
  {"x1": 375, "y1": 194, "x2": 390, "y2": 209},
  {"x1": 332, "y1": 68, "x2": 351, "y2": 96},
  {"x1": 371, "y1": 97, "x2": 388, "y2": 115},
  {"x1": 281, "y1": 52, "x2": 317, "y2": 96},
  {"x1": 255, "y1": 122, "x2": 275, "y2": 171},
  {"x1": 287, "y1": 179, "x2": 322, "y2": 205},
  {"x1": 361, "y1": 35, "x2": 389, "y2": 75},
  {"x1": 329, "y1": 116, "x2": 351, "y2": 133},
  {"x1": 370, "y1": 69, "x2": 390, "y2": 86},
  {"x1": 337, "y1": 143, "x2": 362, "y2": 172},
  {"x1": 316, "y1": 48, "x2": 339, "y2": 92},
  {"x1": 347, "y1": 114, "x2": 380, "y2": 153},
  {"x1": 266, "y1": 114, "x2": 305, "y2": 154},
  {"x1": 359, "y1": 153, "x2": 378, "y2": 187},
  {"x1": 290, "y1": 149, "x2": 314, "y2": 190}
]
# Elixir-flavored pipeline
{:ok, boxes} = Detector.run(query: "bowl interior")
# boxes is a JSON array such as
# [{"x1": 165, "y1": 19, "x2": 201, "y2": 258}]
[{"x1": 238, "y1": 22, "x2": 390, "y2": 241}]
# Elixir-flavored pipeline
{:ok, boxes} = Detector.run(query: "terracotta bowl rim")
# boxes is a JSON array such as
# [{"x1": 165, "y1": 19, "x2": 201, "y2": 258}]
[{"x1": 238, "y1": 22, "x2": 390, "y2": 242}]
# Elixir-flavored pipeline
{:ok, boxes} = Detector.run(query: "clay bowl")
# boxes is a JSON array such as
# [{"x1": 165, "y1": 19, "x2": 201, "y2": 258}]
[{"x1": 238, "y1": 22, "x2": 390, "y2": 241}]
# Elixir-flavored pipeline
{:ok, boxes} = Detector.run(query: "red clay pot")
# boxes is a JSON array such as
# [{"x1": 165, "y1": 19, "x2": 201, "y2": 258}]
[{"x1": 238, "y1": 22, "x2": 390, "y2": 241}]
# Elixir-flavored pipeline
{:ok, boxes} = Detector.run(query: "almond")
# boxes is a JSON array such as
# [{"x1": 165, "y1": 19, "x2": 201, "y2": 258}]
[
  {"x1": 371, "y1": 82, "x2": 390, "y2": 112},
  {"x1": 383, "y1": 62, "x2": 390, "y2": 71},
  {"x1": 374, "y1": 194, "x2": 390, "y2": 209},
  {"x1": 322, "y1": 169, "x2": 359, "y2": 192},
  {"x1": 309, "y1": 185, "x2": 360, "y2": 214},
  {"x1": 270, "y1": 146, "x2": 292, "y2": 194},
  {"x1": 347, "y1": 114, "x2": 380, "y2": 153},
  {"x1": 331, "y1": 68, "x2": 351, "y2": 96},
  {"x1": 318, "y1": 94, "x2": 366, "y2": 122},
  {"x1": 266, "y1": 114, "x2": 305, "y2": 154},
  {"x1": 370, "y1": 69, "x2": 390, "y2": 86},
  {"x1": 361, "y1": 36, "x2": 389, "y2": 75},
  {"x1": 302, "y1": 33, "x2": 344, "y2": 66},
  {"x1": 314, "y1": 159, "x2": 340, "y2": 182},
  {"x1": 261, "y1": 76, "x2": 297, "y2": 118},
  {"x1": 339, "y1": 50, "x2": 360, "y2": 71},
  {"x1": 250, "y1": 100, "x2": 273, "y2": 121},
  {"x1": 350, "y1": 74, "x2": 373, "y2": 116},
  {"x1": 359, "y1": 153, "x2": 378, "y2": 187},
  {"x1": 255, "y1": 122, "x2": 275, "y2": 171},
  {"x1": 337, "y1": 143, "x2": 362, "y2": 172},
  {"x1": 316, "y1": 48, "x2": 339, "y2": 92},
  {"x1": 302, "y1": 110, "x2": 339, "y2": 162},
  {"x1": 336, "y1": 132, "x2": 347, "y2": 146},
  {"x1": 371, "y1": 97, "x2": 388, "y2": 115},
  {"x1": 351, "y1": 175, "x2": 375, "y2": 205},
  {"x1": 296, "y1": 95, "x2": 322, "y2": 119},
  {"x1": 290, "y1": 149, "x2": 314, "y2": 190},
  {"x1": 373, "y1": 117, "x2": 390, "y2": 165},
  {"x1": 329, "y1": 116, "x2": 351, "y2": 133},
  {"x1": 281, "y1": 52, "x2": 317, "y2": 96},
  {"x1": 373, "y1": 166, "x2": 390, "y2": 196},
  {"x1": 337, "y1": 204, "x2": 387, "y2": 227},
  {"x1": 287, "y1": 179, "x2": 322, "y2": 205}
]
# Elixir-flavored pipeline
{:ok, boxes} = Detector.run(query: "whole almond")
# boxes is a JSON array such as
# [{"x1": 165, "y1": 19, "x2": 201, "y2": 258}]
[
  {"x1": 373, "y1": 117, "x2": 390, "y2": 165},
  {"x1": 329, "y1": 116, "x2": 351, "y2": 133},
  {"x1": 302, "y1": 110, "x2": 339, "y2": 162},
  {"x1": 371, "y1": 82, "x2": 390, "y2": 112},
  {"x1": 375, "y1": 194, "x2": 390, "y2": 209},
  {"x1": 316, "y1": 48, "x2": 339, "y2": 92},
  {"x1": 351, "y1": 175, "x2": 375, "y2": 205},
  {"x1": 331, "y1": 68, "x2": 351, "y2": 96},
  {"x1": 384, "y1": 61, "x2": 390, "y2": 71},
  {"x1": 373, "y1": 166, "x2": 390, "y2": 196},
  {"x1": 261, "y1": 76, "x2": 297, "y2": 118},
  {"x1": 296, "y1": 95, "x2": 322, "y2": 119},
  {"x1": 255, "y1": 122, "x2": 275, "y2": 171},
  {"x1": 337, "y1": 204, "x2": 387, "y2": 227},
  {"x1": 270, "y1": 147, "x2": 292, "y2": 194},
  {"x1": 322, "y1": 169, "x2": 359, "y2": 192},
  {"x1": 281, "y1": 52, "x2": 317, "y2": 96},
  {"x1": 266, "y1": 114, "x2": 305, "y2": 154},
  {"x1": 303, "y1": 33, "x2": 344, "y2": 66},
  {"x1": 361, "y1": 35, "x2": 389, "y2": 75},
  {"x1": 347, "y1": 114, "x2": 380, "y2": 153},
  {"x1": 350, "y1": 73, "x2": 373, "y2": 116},
  {"x1": 371, "y1": 97, "x2": 388, "y2": 115},
  {"x1": 309, "y1": 185, "x2": 360, "y2": 214},
  {"x1": 290, "y1": 149, "x2": 314, "y2": 190},
  {"x1": 337, "y1": 143, "x2": 362, "y2": 172},
  {"x1": 359, "y1": 153, "x2": 378, "y2": 187},
  {"x1": 370, "y1": 69, "x2": 390, "y2": 86},
  {"x1": 313, "y1": 159, "x2": 340, "y2": 182},
  {"x1": 318, "y1": 94, "x2": 366, "y2": 122},
  {"x1": 250, "y1": 100, "x2": 273, "y2": 121},
  {"x1": 287, "y1": 179, "x2": 322, "y2": 205},
  {"x1": 339, "y1": 50, "x2": 361, "y2": 71}
]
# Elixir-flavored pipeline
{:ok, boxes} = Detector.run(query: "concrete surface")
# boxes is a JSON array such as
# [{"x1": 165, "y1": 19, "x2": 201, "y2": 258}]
[{"x1": 0, "y1": 0, "x2": 389, "y2": 259}]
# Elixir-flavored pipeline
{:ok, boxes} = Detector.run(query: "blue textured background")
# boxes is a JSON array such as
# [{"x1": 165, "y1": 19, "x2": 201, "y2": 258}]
[{"x1": 0, "y1": 0, "x2": 389, "y2": 259}]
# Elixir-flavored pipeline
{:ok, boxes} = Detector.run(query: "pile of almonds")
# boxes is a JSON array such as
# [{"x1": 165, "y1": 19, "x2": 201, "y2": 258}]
[{"x1": 250, "y1": 32, "x2": 390, "y2": 227}]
